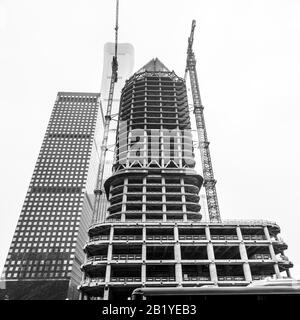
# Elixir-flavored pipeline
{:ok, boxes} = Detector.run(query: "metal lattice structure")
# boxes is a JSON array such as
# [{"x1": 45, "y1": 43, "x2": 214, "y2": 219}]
[
  {"x1": 185, "y1": 20, "x2": 221, "y2": 222},
  {"x1": 92, "y1": 0, "x2": 119, "y2": 223}
]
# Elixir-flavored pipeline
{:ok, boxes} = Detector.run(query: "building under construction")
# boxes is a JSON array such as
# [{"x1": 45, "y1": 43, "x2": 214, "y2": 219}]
[
  {"x1": 79, "y1": 56, "x2": 293, "y2": 300},
  {"x1": 1, "y1": 0, "x2": 295, "y2": 300}
]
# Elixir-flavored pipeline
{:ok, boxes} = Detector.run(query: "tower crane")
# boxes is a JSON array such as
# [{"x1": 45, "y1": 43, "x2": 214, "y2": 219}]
[
  {"x1": 92, "y1": 0, "x2": 119, "y2": 223},
  {"x1": 185, "y1": 20, "x2": 221, "y2": 222}
]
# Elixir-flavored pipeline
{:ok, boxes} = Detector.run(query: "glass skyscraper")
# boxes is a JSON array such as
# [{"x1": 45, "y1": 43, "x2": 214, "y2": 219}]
[{"x1": 2, "y1": 92, "x2": 103, "y2": 300}]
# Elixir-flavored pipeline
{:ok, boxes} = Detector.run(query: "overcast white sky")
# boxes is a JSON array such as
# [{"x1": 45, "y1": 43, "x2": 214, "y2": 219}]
[{"x1": 1, "y1": 0, "x2": 300, "y2": 278}]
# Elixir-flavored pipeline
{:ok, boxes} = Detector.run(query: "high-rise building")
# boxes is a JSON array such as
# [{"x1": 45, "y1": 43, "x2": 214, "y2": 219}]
[
  {"x1": 2, "y1": 92, "x2": 103, "y2": 300},
  {"x1": 79, "y1": 59, "x2": 293, "y2": 300}
]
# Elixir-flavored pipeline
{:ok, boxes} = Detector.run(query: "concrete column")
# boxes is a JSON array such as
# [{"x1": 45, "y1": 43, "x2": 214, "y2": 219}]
[
  {"x1": 269, "y1": 243, "x2": 282, "y2": 278},
  {"x1": 142, "y1": 242, "x2": 146, "y2": 262},
  {"x1": 239, "y1": 242, "x2": 248, "y2": 260},
  {"x1": 122, "y1": 179, "x2": 128, "y2": 213},
  {"x1": 143, "y1": 129, "x2": 147, "y2": 166},
  {"x1": 105, "y1": 265, "x2": 111, "y2": 283},
  {"x1": 142, "y1": 177, "x2": 147, "y2": 214},
  {"x1": 105, "y1": 231, "x2": 113, "y2": 284},
  {"x1": 174, "y1": 226, "x2": 182, "y2": 284},
  {"x1": 207, "y1": 241, "x2": 215, "y2": 260},
  {"x1": 175, "y1": 263, "x2": 183, "y2": 285},
  {"x1": 264, "y1": 226, "x2": 271, "y2": 242},
  {"x1": 141, "y1": 264, "x2": 146, "y2": 283},
  {"x1": 274, "y1": 263, "x2": 282, "y2": 278},
  {"x1": 269, "y1": 244, "x2": 277, "y2": 260},
  {"x1": 207, "y1": 242, "x2": 217, "y2": 282},
  {"x1": 239, "y1": 241, "x2": 252, "y2": 282},
  {"x1": 174, "y1": 225, "x2": 179, "y2": 241},
  {"x1": 142, "y1": 241, "x2": 146, "y2": 283},
  {"x1": 236, "y1": 226, "x2": 243, "y2": 241},
  {"x1": 177, "y1": 131, "x2": 182, "y2": 167},
  {"x1": 243, "y1": 263, "x2": 252, "y2": 282},
  {"x1": 103, "y1": 287, "x2": 110, "y2": 300},
  {"x1": 205, "y1": 226, "x2": 211, "y2": 241},
  {"x1": 162, "y1": 177, "x2": 166, "y2": 213},
  {"x1": 163, "y1": 213, "x2": 167, "y2": 222},
  {"x1": 181, "y1": 178, "x2": 187, "y2": 215},
  {"x1": 209, "y1": 263, "x2": 218, "y2": 283},
  {"x1": 109, "y1": 226, "x2": 114, "y2": 242}
]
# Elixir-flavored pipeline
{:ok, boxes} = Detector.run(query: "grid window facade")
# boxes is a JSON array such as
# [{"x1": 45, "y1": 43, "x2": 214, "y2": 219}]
[{"x1": 3, "y1": 92, "x2": 101, "y2": 297}]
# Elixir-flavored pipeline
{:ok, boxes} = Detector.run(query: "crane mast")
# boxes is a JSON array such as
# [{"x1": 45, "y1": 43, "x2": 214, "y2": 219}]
[
  {"x1": 185, "y1": 20, "x2": 221, "y2": 222},
  {"x1": 92, "y1": 0, "x2": 119, "y2": 223}
]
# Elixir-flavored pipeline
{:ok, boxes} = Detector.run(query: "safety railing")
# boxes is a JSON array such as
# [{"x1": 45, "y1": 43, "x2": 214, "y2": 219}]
[
  {"x1": 218, "y1": 276, "x2": 245, "y2": 281},
  {"x1": 242, "y1": 235, "x2": 266, "y2": 241},
  {"x1": 252, "y1": 275, "x2": 272, "y2": 281},
  {"x1": 210, "y1": 235, "x2": 238, "y2": 241},
  {"x1": 113, "y1": 235, "x2": 143, "y2": 241},
  {"x1": 179, "y1": 235, "x2": 206, "y2": 240},
  {"x1": 183, "y1": 276, "x2": 210, "y2": 281},
  {"x1": 112, "y1": 254, "x2": 142, "y2": 260},
  {"x1": 87, "y1": 255, "x2": 107, "y2": 262},
  {"x1": 249, "y1": 254, "x2": 271, "y2": 260},
  {"x1": 89, "y1": 235, "x2": 110, "y2": 242},
  {"x1": 111, "y1": 277, "x2": 141, "y2": 282},
  {"x1": 91, "y1": 219, "x2": 278, "y2": 227},
  {"x1": 82, "y1": 277, "x2": 105, "y2": 284},
  {"x1": 146, "y1": 277, "x2": 176, "y2": 282},
  {"x1": 146, "y1": 235, "x2": 174, "y2": 240}
]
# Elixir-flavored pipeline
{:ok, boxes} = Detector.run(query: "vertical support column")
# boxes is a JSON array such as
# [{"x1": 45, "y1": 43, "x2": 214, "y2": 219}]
[
  {"x1": 121, "y1": 179, "x2": 127, "y2": 222},
  {"x1": 237, "y1": 227, "x2": 252, "y2": 282},
  {"x1": 162, "y1": 177, "x2": 167, "y2": 222},
  {"x1": 263, "y1": 226, "x2": 271, "y2": 242},
  {"x1": 176, "y1": 129, "x2": 182, "y2": 168},
  {"x1": 143, "y1": 176, "x2": 148, "y2": 222},
  {"x1": 236, "y1": 225, "x2": 243, "y2": 241},
  {"x1": 103, "y1": 287, "x2": 110, "y2": 300},
  {"x1": 143, "y1": 128, "x2": 147, "y2": 167},
  {"x1": 264, "y1": 225, "x2": 281, "y2": 278},
  {"x1": 273, "y1": 263, "x2": 282, "y2": 279},
  {"x1": 142, "y1": 226, "x2": 146, "y2": 283},
  {"x1": 105, "y1": 226, "x2": 114, "y2": 287},
  {"x1": 181, "y1": 178, "x2": 187, "y2": 222},
  {"x1": 142, "y1": 176, "x2": 147, "y2": 214},
  {"x1": 205, "y1": 226, "x2": 211, "y2": 241},
  {"x1": 174, "y1": 225, "x2": 182, "y2": 285},
  {"x1": 206, "y1": 226, "x2": 217, "y2": 283},
  {"x1": 269, "y1": 244, "x2": 282, "y2": 279}
]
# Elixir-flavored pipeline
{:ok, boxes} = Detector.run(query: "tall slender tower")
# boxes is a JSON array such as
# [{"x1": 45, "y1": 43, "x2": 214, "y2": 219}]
[
  {"x1": 2, "y1": 92, "x2": 103, "y2": 300},
  {"x1": 79, "y1": 59, "x2": 293, "y2": 300}
]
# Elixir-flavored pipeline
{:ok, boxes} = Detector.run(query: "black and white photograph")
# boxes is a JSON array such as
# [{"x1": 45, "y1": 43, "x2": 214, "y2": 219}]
[{"x1": 0, "y1": 0, "x2": 299, "y2": 314}]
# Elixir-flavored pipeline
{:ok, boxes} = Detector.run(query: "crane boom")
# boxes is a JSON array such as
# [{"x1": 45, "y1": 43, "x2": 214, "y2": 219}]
[
  {"x1": 92, "y1": 0, "x2": 119, "y2": 223},
  {"x1": 185, "y1": 20, "x2": 221, "y2": 222}
]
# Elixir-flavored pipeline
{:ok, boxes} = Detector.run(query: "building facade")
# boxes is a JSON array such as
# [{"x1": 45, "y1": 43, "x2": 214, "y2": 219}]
[
  {"x1": 2, "y1": 92, "x2": 103, "y2": 300},
  {"x1": 79, "y1": 59, "x2": 293, "y2": 300}
]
